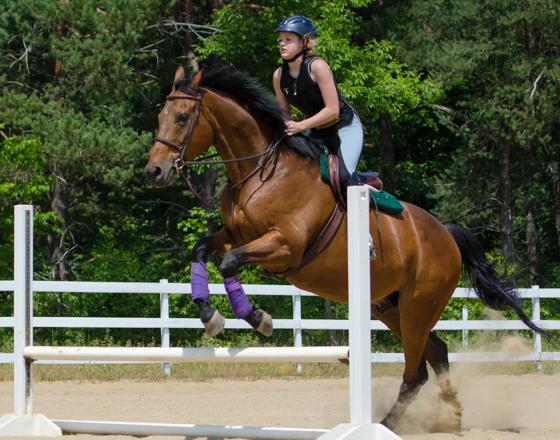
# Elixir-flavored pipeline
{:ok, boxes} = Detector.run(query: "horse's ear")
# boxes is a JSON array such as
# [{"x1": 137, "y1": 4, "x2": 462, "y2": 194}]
[
  {"x1": 190, "y1": 69, "x2": 203, "y2": 88},
  {"x1": 171, "y1": 66, "x2": 185, "y2": 91}
]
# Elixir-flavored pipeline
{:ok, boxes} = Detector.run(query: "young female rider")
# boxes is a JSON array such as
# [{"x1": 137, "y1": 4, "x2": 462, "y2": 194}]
[
  {"x1": 273, "y1": 15, "x2": 364, "y2": 190},
  {"x1": 189, "y1": 17, "x2": 363, "y2": 340}
]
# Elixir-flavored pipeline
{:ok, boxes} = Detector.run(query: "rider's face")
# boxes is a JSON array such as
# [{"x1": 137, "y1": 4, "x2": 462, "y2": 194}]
[{"x1": 277, "y1": 32, "x2": 304, "y2": 60}]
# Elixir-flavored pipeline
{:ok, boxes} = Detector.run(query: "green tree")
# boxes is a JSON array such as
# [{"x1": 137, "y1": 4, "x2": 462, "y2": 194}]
[
  {"x1": 0, "y1": 134, "x2": 52, "y2": 277},
  {"x1": 0, "y1": 0, "x2": 192, "y2": 281},
  {"x1": 376, "y1": 0, "x2": 560, "y2": 285},
  {"x1": 0, "y1": 0, "x2": 212, "y2": 346},
  {"x1": 198, "y1": 0, "x2": 443, "y2": 194}
]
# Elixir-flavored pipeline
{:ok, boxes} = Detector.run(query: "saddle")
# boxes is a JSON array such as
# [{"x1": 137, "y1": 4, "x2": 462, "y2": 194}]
[
  {"x1": 325, "y1": 154, "x2": 383, "y2": 207},
  {"x1": 320, "y1": 153, "x2": 402, "y2": 216}
]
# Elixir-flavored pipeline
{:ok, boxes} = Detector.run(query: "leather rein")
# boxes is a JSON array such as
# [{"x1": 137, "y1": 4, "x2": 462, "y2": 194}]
[{"x1": 153, "y1": 89, "x2": 283, "y2": 193}]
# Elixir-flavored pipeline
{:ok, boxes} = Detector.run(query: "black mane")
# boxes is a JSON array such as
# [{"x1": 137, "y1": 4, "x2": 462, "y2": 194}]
[{"x1": 174, "y1": 65, "x2": 320, "y2": 161}]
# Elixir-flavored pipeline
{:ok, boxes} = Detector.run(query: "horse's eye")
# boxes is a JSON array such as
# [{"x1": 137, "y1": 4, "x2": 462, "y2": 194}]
[{"x1": 175, "y1": 113, "x2": 190, "y2": 124}]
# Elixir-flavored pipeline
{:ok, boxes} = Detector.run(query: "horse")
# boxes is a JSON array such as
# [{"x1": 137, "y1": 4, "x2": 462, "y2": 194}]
[{"x1": 145, "y1": 65, "x2": 544, "y2": 431}]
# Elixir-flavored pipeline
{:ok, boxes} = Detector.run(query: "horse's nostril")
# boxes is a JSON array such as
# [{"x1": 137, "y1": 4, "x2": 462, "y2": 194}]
[{"x1": 147, "y1": 166, "x2": 162, "y2": 179}]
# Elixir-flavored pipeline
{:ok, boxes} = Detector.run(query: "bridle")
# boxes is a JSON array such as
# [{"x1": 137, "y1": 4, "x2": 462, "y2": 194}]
[
  {"x1": 153, "y1": 90, "x2": 203, "y2": 173},
  {"x1": 153, "y1": 87, "x2": 284, "y2": 199}
]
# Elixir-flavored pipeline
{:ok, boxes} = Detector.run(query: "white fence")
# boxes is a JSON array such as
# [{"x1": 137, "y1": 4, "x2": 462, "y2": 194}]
[
  {"x1": 0, "y1": 200, "x2": 559, "y2": 371},
  {"x1": 1, "y1": 280, "x2": 559, "y2": 369}
]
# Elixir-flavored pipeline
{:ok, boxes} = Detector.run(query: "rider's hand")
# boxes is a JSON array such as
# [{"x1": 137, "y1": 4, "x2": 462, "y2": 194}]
[{"x1": 285, "y1": 120, "x2": 305, "y2": 136}]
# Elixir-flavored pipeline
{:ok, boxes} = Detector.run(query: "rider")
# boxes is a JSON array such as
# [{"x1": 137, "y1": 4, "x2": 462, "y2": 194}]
[{"x1": 273, "y1": 15, "x2": 364, "y2": 192}]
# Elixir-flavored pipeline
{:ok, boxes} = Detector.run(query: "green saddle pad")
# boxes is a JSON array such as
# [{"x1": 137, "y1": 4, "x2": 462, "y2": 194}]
[
  {"x1": 319, "y1": 152, "x2": 403, "y2": 215},
  {"x1": 369, "y1": 189, "x2": 403, "y2": 214}
]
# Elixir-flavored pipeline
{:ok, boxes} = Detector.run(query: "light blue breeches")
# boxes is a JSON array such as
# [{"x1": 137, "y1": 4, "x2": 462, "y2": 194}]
[{"x1": 337, "y1": 113, "x2": 363, "y2": 176}]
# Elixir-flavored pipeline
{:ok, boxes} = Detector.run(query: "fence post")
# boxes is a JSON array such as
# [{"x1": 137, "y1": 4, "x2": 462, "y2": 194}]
[
  {"x1": 13, "y1": 205, "x2": 34, "y2": 415},
  {"x1": 462, "y1": 304, "x2": 469, "y2": 350},
  {"x1": 293, "y1": 290, "x2": 303, "y2": 373},
  {"x1": 160, "y1": 279, "x2": 171, "y2": 376},
  {"x1": 531, "y1": 285, "x2": 542, "y2": 371},
  {"x1": 347, "y1": 186, "x2": 372, "y2": 424}
]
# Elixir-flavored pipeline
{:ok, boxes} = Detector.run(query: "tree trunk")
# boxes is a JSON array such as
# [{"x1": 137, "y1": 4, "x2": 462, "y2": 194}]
[
  {"x1": 524, "y1": 148, "x2": 539, "y2": 284},
  {"x1": 47, "y1": 21, "x2": 71, "y2": 281},
  {"x1": 323, "y1": 299, "x2": 337, "y2": 345},
  {"x1": 499, "y1": 141, "x2": 514, "y2": 263},
  {"x1": 526, "y1": 208, "x2": 538, "y2": 284},
  {"x1": 176, "y1": 0, "x2": 218, "y2": 234},
  {"x1": 551, "y1": 161, "x2": 560, "y2": 253},
  {"x1": 378, "y1": 112, "x2": 396, "y2": 194},
  {"x1": 48, "y1": 163, "x2": 71, "y2": 281},
  {"x1": 177, "y1": 0, "x2": 199, "y2": 73},
  {"x1": 195, "y1": 168, "x2": 219, "y2": 234},
  {"x1": 207, "y1": 0, "x2": 224, "y2": 10}
]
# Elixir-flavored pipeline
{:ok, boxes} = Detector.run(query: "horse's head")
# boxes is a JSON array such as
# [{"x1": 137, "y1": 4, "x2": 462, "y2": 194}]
[{"x1": 145, "y1": 66, "x2": 213, "y2": 187}]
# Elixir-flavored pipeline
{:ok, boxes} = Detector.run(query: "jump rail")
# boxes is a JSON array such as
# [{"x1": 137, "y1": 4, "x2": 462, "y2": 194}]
[{"x1": 23, "y1": 346, "x2": 349, "y2": 363}]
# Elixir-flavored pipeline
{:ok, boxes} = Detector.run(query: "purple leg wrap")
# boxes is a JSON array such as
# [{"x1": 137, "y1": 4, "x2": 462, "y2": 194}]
[
  {"x1": 191, "y1": 261, "x2": 209, "y2": 303},
  {"x1": 224, "y1": 276, "x2": 253, "y2": 319}
]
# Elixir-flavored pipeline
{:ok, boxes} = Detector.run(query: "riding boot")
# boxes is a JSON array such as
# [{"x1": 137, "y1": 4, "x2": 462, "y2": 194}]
[
  {"x1": 342, "y1": 172, "x2": 376, "y2": 258},
  {"x1": 341, "y1": 172, "x2": 362, "y2": 204}
]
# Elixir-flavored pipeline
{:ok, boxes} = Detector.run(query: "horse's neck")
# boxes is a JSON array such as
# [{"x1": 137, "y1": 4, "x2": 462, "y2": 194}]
[{"x1": 205, "y1": 91, "x2": 270, "y2": 184}]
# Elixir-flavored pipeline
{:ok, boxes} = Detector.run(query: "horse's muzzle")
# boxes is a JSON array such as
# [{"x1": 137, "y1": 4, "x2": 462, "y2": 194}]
[{"x1": 145, "y1": 163, "x2": 172, "y2": 187}]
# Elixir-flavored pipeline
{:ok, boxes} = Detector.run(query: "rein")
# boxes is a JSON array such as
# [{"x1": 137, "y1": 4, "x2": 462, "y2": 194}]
[
  {"x1": 154, "y1": 88, "x2": 285, "y2": 201},
  {"x1": 179, "y1": 137, "x2": 283, "y2": 201}
]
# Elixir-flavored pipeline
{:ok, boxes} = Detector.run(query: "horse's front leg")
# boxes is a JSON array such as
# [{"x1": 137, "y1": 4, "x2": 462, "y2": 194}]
[
  {"x1": 191, "y1": 228, "x2": 233, "y2": 337},
  {"x1": 219, "y1": 229, "x2": 295, "y2": 337}
]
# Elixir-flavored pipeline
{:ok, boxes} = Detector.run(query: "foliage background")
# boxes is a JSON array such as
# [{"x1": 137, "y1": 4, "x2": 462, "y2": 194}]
[{"x1": 0, "y1": 0, "x2": 558, "y2": 351}]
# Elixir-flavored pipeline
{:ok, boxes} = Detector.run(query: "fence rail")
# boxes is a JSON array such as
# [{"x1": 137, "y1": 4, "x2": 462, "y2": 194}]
[{"x1": 1, "y1": 280, "x2": 559, "y2": 371}]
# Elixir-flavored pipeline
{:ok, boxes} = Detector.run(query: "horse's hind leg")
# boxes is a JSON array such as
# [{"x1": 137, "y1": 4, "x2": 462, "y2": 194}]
[
  {"x1": 373, "y1": 300, "x2": 462, "y2": 432},
  {"x1": 371, "y1": 300, "x2": 429, "y2": 430}
]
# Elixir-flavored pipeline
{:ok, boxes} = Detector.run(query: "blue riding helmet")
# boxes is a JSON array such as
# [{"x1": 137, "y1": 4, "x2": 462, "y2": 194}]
[{"x1": 276, "y1": 15, "x2": 317, "y2": 38}]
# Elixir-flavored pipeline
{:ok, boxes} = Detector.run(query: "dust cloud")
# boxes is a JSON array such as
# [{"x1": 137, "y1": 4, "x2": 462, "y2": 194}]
[{"x1": 375, "y1": 334, "x2": 559, "y2": 438}]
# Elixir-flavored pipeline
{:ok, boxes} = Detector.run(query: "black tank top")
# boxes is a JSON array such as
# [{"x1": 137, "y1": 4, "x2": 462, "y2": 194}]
[{"x1": 280, "y1": 56, "x2": 354, "y2": 144}]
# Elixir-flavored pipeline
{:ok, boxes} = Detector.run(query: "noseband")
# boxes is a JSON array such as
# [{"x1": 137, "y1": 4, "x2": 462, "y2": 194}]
[{"x1": 153, "y1": 90, "x2": 203, "y2": 172}]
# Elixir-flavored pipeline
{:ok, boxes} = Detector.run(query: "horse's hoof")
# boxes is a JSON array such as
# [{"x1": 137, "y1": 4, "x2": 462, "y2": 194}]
[
  {"x1": 204, "y1": 310, "x2": 225, "y2": 337},
  {"x1": 255, "y1": 309, "x2": 273, "y2": 336},
  {"x1": 243, "y1": 308, "x2": 273, "y2": 336}
]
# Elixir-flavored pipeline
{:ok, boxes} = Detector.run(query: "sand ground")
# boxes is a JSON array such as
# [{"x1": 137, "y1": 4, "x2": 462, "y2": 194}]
[{"x1": 0, "y1": 370, "x2": 559, "y2": 440}]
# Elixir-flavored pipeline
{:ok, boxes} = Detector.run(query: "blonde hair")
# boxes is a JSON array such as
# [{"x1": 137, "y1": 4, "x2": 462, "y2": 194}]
[{"x1": 304, "y1": 36, "x2": 317, "y2": 56}]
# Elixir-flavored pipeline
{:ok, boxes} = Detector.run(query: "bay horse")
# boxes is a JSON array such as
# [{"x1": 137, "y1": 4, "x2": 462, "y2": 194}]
[{"x1": 145, "y1": 65, "x2": 543, "y2": 431}]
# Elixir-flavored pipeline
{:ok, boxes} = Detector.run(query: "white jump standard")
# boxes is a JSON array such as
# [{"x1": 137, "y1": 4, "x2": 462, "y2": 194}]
[{"x1": 0, "y1": 193, "x2": 400, "y2": 439}]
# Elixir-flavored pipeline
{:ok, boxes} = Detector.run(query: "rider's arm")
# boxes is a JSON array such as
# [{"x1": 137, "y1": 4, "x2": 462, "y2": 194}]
[{"x1": 273, "y1": 67, "x2": 291, "y2": 119}]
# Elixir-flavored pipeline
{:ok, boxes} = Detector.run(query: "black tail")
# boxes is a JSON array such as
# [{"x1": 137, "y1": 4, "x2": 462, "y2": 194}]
[{"x1": 445, "y1": 223, "x2": 546, "y2": 335}]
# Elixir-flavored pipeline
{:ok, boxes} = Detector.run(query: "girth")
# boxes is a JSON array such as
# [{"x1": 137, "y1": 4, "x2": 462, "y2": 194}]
[{"x1": 280, "y1": 202, "x2": 345, "y2": 278}]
